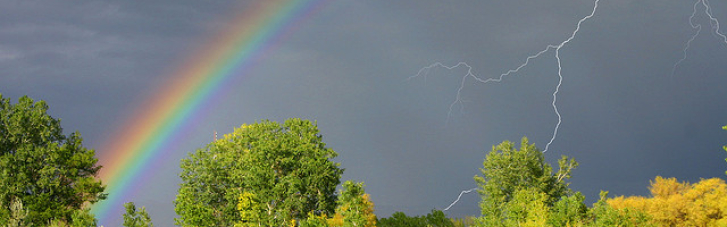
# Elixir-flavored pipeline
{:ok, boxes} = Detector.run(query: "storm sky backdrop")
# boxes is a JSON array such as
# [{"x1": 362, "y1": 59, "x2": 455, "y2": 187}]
[{"x1": 2, "y1": 0, "x2": 727, "y2": 226}]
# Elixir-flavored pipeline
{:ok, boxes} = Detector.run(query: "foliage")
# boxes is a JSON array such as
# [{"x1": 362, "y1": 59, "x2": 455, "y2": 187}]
[
  {"x1": 587, "y1": 191, "x2": 654, "y2": 227},
  {"x1": 275, "y1": 181, "x2": 377, "y2": 227},
  {"x1": 378, "y1": 212, "x2": 420, "y2": 227},
  {"x1": 547, "y1": 192, "x2": 587, "y2": 226},
  {"x1": 451, "y1": 216, "x2": 477, "y2": 227},
  {"x1": 175, "y1": 119, "x2": 343, "y2": 226},
  {"x1": 298, "y1": 212, "x2": 331, "y2": 227},
  {"x1": 235, "y1": 192, "x2": 263, "y2": 227},
  {"x1": 500, "y1": 188, "x2": 550, "y2": 227},
  {"x1": 46, "y1": 208, "x2": 97, "y2": 227},
  {"x1": 331, "y1": 181, "x2": 377, "y2": 227},
  {"x1": 467, "y1": 131, "x2": 727, "y2": 227},
  {"x1": 421, "y1": 210, "x2": 455, "y2": 227},
  {"x1": 377, "y1": 210, "x2": 454, "y2": 227},
  {"x1": 607, "y1": 176, "x2": 727, "y2": 226},
  {"x1": 0, "y1": 94, "x2": 106, "y2": 225},
  {"x1": 123, "y1": 202, "x2": 153, "y2": 227},
  {"x1": 6, "y1": 197, "x2": 28, "y2": 227},
  {"x1": 474, "y1": 137, "x2": 577, "y2": 226}
]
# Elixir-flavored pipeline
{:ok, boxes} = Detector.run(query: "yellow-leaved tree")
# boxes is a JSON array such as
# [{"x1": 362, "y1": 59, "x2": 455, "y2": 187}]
[
  {"x1": 608, "y1": 177, "x2": 727, "y2": 227},
  {"x1": 604, "y1": 124, "x2": 727, "y2": 227}
]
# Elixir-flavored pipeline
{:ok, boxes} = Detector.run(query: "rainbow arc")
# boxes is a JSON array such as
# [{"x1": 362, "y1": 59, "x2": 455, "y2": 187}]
[{"x1": 91, "y1": 0, "x2": 329, "y2": 224}]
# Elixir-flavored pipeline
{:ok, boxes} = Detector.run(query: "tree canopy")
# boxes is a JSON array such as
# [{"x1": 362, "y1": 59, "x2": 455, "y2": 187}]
[
  {"x1": 296, "y1": 180, "x2": 376, "y2": 227},
  {"x1": 470, "y1": 137, "x2": 656, "y2": 227},
  {"x1": 1, "y1": 92, "x2": 724, "y2": 226},
  {"x1": 123, "y1": 202, "x2": 153, "y2": 227},
  {"x1": 377, "y1": 210, "x2": 454, "y2": 227},
  {"x1": 175, "y1": 119, "x2": 344, "y2": 226},
  {"x1": 329, "y1": 181, "x2": 377, "y2": 227},
  {"x1": 608, "y1": 177, "x2": 727, "y2": 226},
  {"x1": 0, "y1": 94, "x2": 105, "y2": 226},
  {"x1": 474, "y1": 137, "x2": 578, "y2": 226}
]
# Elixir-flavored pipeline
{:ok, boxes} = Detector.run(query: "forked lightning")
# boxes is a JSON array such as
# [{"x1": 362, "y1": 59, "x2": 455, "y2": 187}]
[
  {"x1": 418, "y1": 0, "x2": 726, "y2": 213},
  {"x1": 414, "y1": 0, "x2": 600, "y2": 153}
]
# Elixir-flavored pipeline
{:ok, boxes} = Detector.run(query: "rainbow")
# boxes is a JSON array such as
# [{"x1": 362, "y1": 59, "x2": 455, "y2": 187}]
[{"x1": 91, "y1": 0, "x2": 329, "y2": 224}]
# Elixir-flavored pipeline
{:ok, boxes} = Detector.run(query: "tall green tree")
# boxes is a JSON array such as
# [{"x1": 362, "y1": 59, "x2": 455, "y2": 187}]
[
  {"x1": 474, "y1": 137, "x2": 577, "y2": 226},
  {"x1": 123, "y1": 202, "x2": 153, "y2": 227},
  {"x1": 0, "y1": 94, "x2": 105, "y2": 225},
  {"x1": 175, "y1": 119, "x2": 344, "y2": 226}
]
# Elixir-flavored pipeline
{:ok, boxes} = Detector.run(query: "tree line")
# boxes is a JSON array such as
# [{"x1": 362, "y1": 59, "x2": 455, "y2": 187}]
[{"x1": 1, "y1": 94, "x2": 726, "y2": 226}]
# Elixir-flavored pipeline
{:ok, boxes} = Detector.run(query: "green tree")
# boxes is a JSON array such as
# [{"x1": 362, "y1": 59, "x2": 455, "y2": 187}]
[
  {"x1": 330, "y1": 181, "x2": 376, "y2": 227},
  {"x1": 474, "y1": 137, "x2": 577, "y2": 226},
  {"x1": 123, "y1": 202, "x2": 153, "y2": 227},
  {"x1": 547, "y1": 192, "x2": 587, "y2": 226},
  {"x1": 422, "y1": 210, "x2": 455, "y2": 227},
  {"x1": 377, "y1": 210, "x2": 453, "y2": 227},
  {"x1": 175, "y1": 119, "x2": 344, "y2": 226},
  {"x1": 0, "y1": 94, "x2": 106, "y2": 225},
  {"x1": 46, "y1": 208, "x2": 97, "y2": 227},
  {"x1": 377, "y1": 212, "x2": 424, "y2": 227}
]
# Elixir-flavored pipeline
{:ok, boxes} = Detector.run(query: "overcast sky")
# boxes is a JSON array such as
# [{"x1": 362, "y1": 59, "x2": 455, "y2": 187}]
[{"x1": 2, "y1": 0, "x2": 727, "y2": 226}]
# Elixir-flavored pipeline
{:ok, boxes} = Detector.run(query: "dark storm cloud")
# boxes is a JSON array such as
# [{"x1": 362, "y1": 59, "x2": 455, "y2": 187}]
[
  {"x1": 2, "y1": 0, "x2": 726, "y2": 225},
  {"x1": 0, "y1": 0, "x2": 236, "y2": 139}
]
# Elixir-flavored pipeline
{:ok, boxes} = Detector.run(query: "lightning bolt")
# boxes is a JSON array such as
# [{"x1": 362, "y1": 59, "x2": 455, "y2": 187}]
[
  {"x1": 672, "y1": 0, "x2": 703, "y2": 77},
  {"x1": 416, "y1": 0, "x2": 601, "y2": 212},
  {"x1": 547, "y1": 0, "x2": 599, "y2": 152},
  {"x1": 414, "y1": 0, "x2": 599, "y2": 153},
  {"x1": 701, "y1": 0, "x2": 727, "y2": 45},
  {"x1": 673, "y1": 0, "x2": 727, "y2": 76},
  {"x1": 443, "y1": 187, "x2": 477, "y2": 211},
  {"x1": 424, "y1": 0, "x2": 725, "y2": 214}
]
